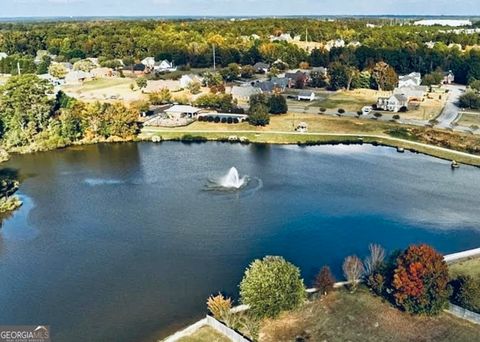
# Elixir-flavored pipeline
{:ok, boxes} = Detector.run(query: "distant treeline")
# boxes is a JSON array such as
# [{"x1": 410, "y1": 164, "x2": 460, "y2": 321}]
[{"x1": 0, "y1": 19, "x2": 480, "y2": 83}]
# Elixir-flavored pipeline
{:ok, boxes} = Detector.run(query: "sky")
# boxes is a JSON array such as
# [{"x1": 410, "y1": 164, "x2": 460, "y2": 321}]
[{"x1": 1, "y1": 0, "x2": 480, "y2": 18}]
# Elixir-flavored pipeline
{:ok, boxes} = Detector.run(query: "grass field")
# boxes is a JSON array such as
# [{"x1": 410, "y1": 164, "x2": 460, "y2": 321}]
[
  {"x1": 456, "y1": 112, "x2": 480, "y2": 129},
  {"x1": 62, "y1": 77, "x2": 139, "y2": 102},
  {"x1": 177, "y1": 326, "x2": 230, "y2": 342},
  {"x1": 449, "y1": 256, "x2": 480, "y2": 279},
  {"x1": 315, "y1": 89, "x2": 381, "y2": 112},
  {"x1": 259, "y1": 288, "x2": 480, "y2": 342}
]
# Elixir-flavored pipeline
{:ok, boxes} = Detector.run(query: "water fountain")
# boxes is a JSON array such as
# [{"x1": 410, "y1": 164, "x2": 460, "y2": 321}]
[{"x1": 206, "y1": 167, "x2": 249, "y2": 191}]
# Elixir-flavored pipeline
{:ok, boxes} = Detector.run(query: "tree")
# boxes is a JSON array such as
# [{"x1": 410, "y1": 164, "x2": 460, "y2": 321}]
[
  {"x1": 372, "y1": 61, "x2": 398, "y2": 91},
  {"x1": 315, "y1": 266, "x2": 336, "y2": 295},
  {"x1": 309, "y1": 70, "x2": 329, "y2": 88},
  {"x1": 342, "y1": 255, "x2": 364, "y2": 292},
  {"x1": 364, "y1": 243, "x2": 386, "y2": 276},
  {"x1": 136, "y1": 77, "x2": 148, "y2": 90},
  {"x1": 239, "y1": 256, "x2": 306, "y2": 318},
  {"x1": 459, "y1": 91, "x2": 480, "y2": 109},
  {"x1": 450, "y1": 275, "x2": 480, "y2": 313},
  {"x1": 149, "y1": 88, "x2": 171, "y2": 105},
  {"x1": 73, "y1": 59, "x2": 95, "y2": 72},
  {"x1": 220, "y1": 63, "x2": 240, "y2": 81},
  {"x1": 310, "y1": 48, "x2": 329, "y2": 67},
  {"x1": 352, "y1": 70, "x2": 373, "y2": 89},
  {"x1": 187, "y1": 81, "x2": 202, "y2": 95},
  {"x1": 328, "y1": 62, "x2": 357, "y2": 91},
  {"x1": 268, "y1": 94, "x2": 288, "y2": 114},
  {"x1": 240, "y1": 65, "x2": 256, "y2": 78},
  {"x1": 203, "y1": 71, "x2": 223, "y2": 88},
  {"x1": 207, "y1": 293, "x2": 232, "y2": 321},
  {"x1": 469, "y1": 79, "x2": 480, "y2": 92},
  {"x1": 422, "y1": 71, "x2": 444, "y2": 86},
  {"x1": 48, "y1": 63, "x2": 68, "y2": 79},
  {"x1": 0, "y1": 75, "x2": 53, "y2": 146},
  {"x1": 392, "y1": 244, "x2": 450, "y2": 315},
  {"x1": 248, "y1": 103, "x2": 270, "y2": 126}
]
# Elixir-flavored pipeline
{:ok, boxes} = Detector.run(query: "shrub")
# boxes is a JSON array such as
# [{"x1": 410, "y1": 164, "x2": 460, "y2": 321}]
[
  {"x1": 342, "y1": 255, "x2": 364, "y2": 292},
  {"x1": 338, "y1": 108, "x2": 345, "y2": 114},
  {"x1": 450, "y1": 275, "x2": 480, "y2": 313},
  {"x1": 367, "y1": 272, "x2": 385, "y2": 296},
  {"x1": 314, "y1": 266, "x2": 336, "y2": 295},
  {"x1": 227, "y1": 117, "x2": 233, "y2": 124},
  {"x1": 207, "y1": 116, "x2": 214, "y2": 122},
  {"x1": 373, "y1": 112, "x2": 382, "y2": 118},
  {"x1": 392, "y1": 244, "x2": 449, "y2": 315},
  {"x1": 319, "y1": 107, "x2": 327, "y2": 113},
  {"x1": 239, "y1": 256, "x2": 306, "y2": 318},
  {"x1": 233, "y1": 118, "x2": 239, "y2": 124},
  {"x1": 214, "y1": 116, "x2": 220, "y2": 123},
  {"x1": 357, "y1": 111, "x2": 363, "y2": 115},
  {"x1": 207, "y1": 293, "x2": 232, "y2": 321},
  {"x1": 399, "y1": 106, "x2": 408, "y2": 113},
  {"x1": 221, "y1": 117, "x2": 227, "y2": 123},
  {"x1": 248, "y1": 103, "x2": 270, "y2": 126},
  {"x1": 392, "y1": 114, "x2": 401, "y2": 120}
]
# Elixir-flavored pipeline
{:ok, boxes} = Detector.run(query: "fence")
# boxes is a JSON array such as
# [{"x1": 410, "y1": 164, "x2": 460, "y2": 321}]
[
  {"x1": 447, "y1": 304, "x2": 480, "y2": 325},
  {"x1": 205, "y1": 315, "x2": 251, "y2": 342},
  {"x1": 444, "y1": 247, "x2": 480, "y2": 263}
]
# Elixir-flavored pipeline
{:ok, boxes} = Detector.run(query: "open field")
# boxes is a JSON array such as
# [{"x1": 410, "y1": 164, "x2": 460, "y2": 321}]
[
  {"x1": 315, "y1": 89, "x2": 382, "y2": 112},
  {"x1": 456, "y1": 111, "x2": 480, "y2": 128},
  {"x1": 259, "y1": 288, "x2": 480, "y2": 342},
  {"x1": 408, "y1": 95, "x2": 446, "y2": 121},
  {"x1": 62, "y1": 77, "x2": 139, "y2": 102},
  {"x1": 177, "y1": 326, "x2": 231, "y2": 342},
  {"x1": 449, "y1": 256, "x2": 480, "y2": 279}
]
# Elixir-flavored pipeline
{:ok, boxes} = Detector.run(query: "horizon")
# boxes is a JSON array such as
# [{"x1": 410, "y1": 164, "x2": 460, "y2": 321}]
[{"x1": 2, "y1": 0, "x2": 480, "y2": 18}]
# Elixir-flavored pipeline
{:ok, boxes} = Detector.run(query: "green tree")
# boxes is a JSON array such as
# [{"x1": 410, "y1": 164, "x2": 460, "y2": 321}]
[
  {"x1": 469, "y1": 79, "x2": 480, "y2": 92},
  {"x1": 136, "y1": 77, "x2": 148, "y2": 90},
  {"x1": 459, "y1": 91, "x2": 480, "y2": 109},
  {"x1": 248, "y1": 103, "x2": 270, "y2": 126},
  {"x1": 450, "y1": 275, "x2": 480, "y2": 313},
  {"x1": 239, "y1": 256, "x2": 306, "y2": 318},
  {"x1": 392, "y1": 244, "x2": 450, "y2": 315},
  {"x1": 240, "y1": 65, "x2": 256, "y2": 78},
  {"x1": 48, "y1": 63, "x2": 68, "y2": 79},
  {"x1": 0, "y1": 75, "x2": 53, "y2": 146},
  {"x1": 149, "y1": 88, "x2": 172, "y2": 105},
  {"x1": 268, "y1": 94, "x2": 288, "y2": 114},
  {"x1": 309, "y1": 70, "x2": 329, "y2": 88},
  {"x1": 73, "y1": 59, "x2": 95, "y2": 72},
  {"x1": 422, "y1": 71, "x2": 444, "y2": 86}
]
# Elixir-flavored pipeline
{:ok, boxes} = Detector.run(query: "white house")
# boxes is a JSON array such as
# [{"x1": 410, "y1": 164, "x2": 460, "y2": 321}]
[
  {"x1": 154, "y1": 60, "x2": 177, "y2": 72},
  {"x1": 297, "y1": 90, "x2": 316, "y2": 101},
  {"x1": 165, "y1": 105, "x2": 202, "y2": 119},
  {"x1": 0, "y1": 52, "x2": 7, "y2": 61},
  {"x1": 324, "y1": 39, "x2": 345, "y2": 51},
  {"x1": 141, "y1": 57, "x2": 156, "y2": 69},
  {"x1": 377, "y1": 94, "x2": 408, "y2": 112},
  {"x1": 443, "y1": 71, "x2": 455, "y2": 84},
  {"x1": 179, "y1": 74, "x2": 203, "y2": 88},
  {"x1": 394, "y1": 85, "x2": 428, "y2": 101},
  {"x1": 398, "y1": 72, "x2": 422, "y2": 88}
]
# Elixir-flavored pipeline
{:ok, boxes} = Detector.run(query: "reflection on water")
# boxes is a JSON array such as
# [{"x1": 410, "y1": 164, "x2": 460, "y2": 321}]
[{"x1": 0, "y1": 142, "x2": 479, "y2": 342}]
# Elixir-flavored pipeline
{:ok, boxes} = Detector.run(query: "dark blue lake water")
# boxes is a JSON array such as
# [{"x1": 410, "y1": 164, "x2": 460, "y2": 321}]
[{"x1": 0, "y1": 142, "x2": 479, "y2": 341}]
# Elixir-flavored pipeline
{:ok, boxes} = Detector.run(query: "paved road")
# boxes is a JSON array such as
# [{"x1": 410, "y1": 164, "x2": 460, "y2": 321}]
[{"x1": 436, "y1": 84, "x2": 465, "y2": 129}]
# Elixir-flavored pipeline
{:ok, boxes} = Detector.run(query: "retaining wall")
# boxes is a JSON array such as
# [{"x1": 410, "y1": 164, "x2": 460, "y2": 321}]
[{"x1": 447, "y1": 304, "x2": 480, "y2": 325}]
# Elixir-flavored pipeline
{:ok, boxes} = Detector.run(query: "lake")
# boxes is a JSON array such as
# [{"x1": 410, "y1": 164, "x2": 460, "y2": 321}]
[{"x1": 0, "y1": 142, "x2": 479, "y2": 341}]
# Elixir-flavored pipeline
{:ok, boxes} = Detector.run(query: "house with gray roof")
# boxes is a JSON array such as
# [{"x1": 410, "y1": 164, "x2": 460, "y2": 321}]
[
  {"x1": 377, "y1": 94, "x2": 408, "y2": 112},
  {"x1": 398, "y1": 72, "x2": 422, "y2": 88},
  {"x1": 231, "y1": 85, "x2": 262, "y2": 102}
]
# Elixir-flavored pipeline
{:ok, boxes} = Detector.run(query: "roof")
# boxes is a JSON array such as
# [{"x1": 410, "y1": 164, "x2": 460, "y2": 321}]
[
  {"x1": 165, "y1": 105, "x2": 202, "y2": 114},
  {"x1": 298, "y1": 90, "x2": 314, "y2": 97},
  {"x1": 270, "y1": 77, "x2": 290, "y2": 88},
  {"x1": 253, "y1": 62, "x2": 269, "y2": 69},
  {"x1": 392, "y1": 94, "x2": 408, "y2": 102},
  {"x1": 285, "y1": 71, "x2": 307, "y2": 82},
  {"x1": 231, "y1": 85, "x2": 262, "y2": 98},
  {"x1": 133, "y1": 64, "x2": 146, "y2": 71}
]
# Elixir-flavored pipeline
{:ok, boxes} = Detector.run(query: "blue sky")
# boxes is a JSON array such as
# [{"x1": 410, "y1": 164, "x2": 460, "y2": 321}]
[{"x1": 2, "y1": 0, "x2": 479, "y2": 17}]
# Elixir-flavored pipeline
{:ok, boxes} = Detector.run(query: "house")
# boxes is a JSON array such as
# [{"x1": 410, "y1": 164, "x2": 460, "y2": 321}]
[
  {"x1": 324, "y1": 39, "x2": 345, "y2": 51},
  {"x1": 253, "y1": 62, "x2": 270, "y2": 74},
  {"x1": 180, "y1": 74, "x2": 203, "y2": 88},
  {"x1": 34, "y1": 50, "x2": 56, "y2": 64},
  {"x1": 231, "y1": 85, "x2": 262, "y2": 102},
  {"x1": 141, "y1": 57, "x2": 156, "y2": 69},
  {"x1": 347, "y1": 41, "x2": 362, "y2": 48},
  {"x1": 65, "y1": 70, "x2": 92, "y2": 84},
  {"x1": 254, "y1": 78, "x2": 288, "y2": 93},
  {"x1": 154, "y1": 60, "x2": 177, "y2": 72},
  {"x1": 270, "y1": 77, "x2": 292, "y2": 89},
  {"x1": 425, "y1": 41, "x2": 436, "y2": 49},
  {"x1": 61, "y1": 62, "x2": 74, "y2": 71},
  {"x1": 270, "y1": 33, "x2": 293, "y2": 42},
  {"x1": 398, "y1": 72, "x2": 422, "y2": 88},
  {"x1": 0, "y1": 52, "x2": 7, "y2": 60},
  {"x1": 443, "y1": 71, "x2": 455, "y2": 84},
  {"x1": 38, "y1": 73, "x2": 65, "y2": 86},
  {"x1": 394, "y1": 85, "x2": 428, "y2": 101},
  {"x1": 377, "y1": 94, "x2": 408, "y2": 112},
  {"x1": 91, "y1": 67, "x2": 114, "y2": 78},
  {"x1": 285, "y1": 71, "x2": 309, "y2": 88},
  {"x1": 165, "y1": 105, "x2": 202, "y2": 119},
  {"x1": 86, "y1": 58, "x2": 100, "y2": 67},
  {"x1": 297, "y1": 91, "x2": 316, "y2": 101},
  {"x1": 310, "y1": 67, "x2": 328, "y2": 77}
]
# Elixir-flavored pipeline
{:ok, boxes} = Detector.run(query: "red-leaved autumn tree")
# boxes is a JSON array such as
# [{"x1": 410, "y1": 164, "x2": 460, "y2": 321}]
[{"x1": 392, "y1": 244, "x2": 449, "y2": 315}]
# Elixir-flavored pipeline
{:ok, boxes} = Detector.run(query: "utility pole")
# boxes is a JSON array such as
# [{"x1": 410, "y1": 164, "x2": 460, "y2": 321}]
[
  {"x1": 212, "y1": 44, "x2": 216, "y2": 71},
  {"x1": 17, "y1": 62, "x2": 21, "y2": 76}
]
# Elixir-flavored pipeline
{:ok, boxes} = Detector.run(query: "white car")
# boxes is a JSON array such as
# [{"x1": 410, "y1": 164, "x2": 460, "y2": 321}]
[{"x1": 362, "y1": 106, "x2": 373, "y2": 115}]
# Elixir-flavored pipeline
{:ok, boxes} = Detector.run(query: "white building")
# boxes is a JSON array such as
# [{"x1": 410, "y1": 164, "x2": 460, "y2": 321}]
[
  {"x1": 65, "y1": 70, "x2": 92, "y2": 85},
  {"x1": 414, "y1": 20, "x2": 472, "y2": 27},
  {"x1": 297, "y1": 90, "x2": 316, "y2": 101},
  {"x1": 0, "y1": 52, "x2": 8, "y2": 60},
  {"x1": 398, "y1": 72, "x2": 422, "y2": 88},
  {"x1": 179, "y1": 74, "x2": 203, "y2": 88},
  {"x1": 141, "y1": 57, "x2": 156, "y2": 69},
  {"x1": 165, "y1": 105, "x2": 202, "y2": 119},
  {"x1": 377, "y1": 94, "x2": 408, "y2": 112},
  {"x1": 154, "y1": 60, "x2": 177, "y2": 72}
]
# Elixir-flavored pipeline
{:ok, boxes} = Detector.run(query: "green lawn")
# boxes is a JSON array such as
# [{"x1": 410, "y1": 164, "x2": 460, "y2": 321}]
[
  {"x1": 457, "y1": 112, "x2": 480, "y2": 129},
  {"x1": 449, "y1": 256, "x2": 480, "y2": 279},
  {"x1": 177, "y1": 326, "x2": 231, "y2": 342},
  {"x1": 260, "y1": 287, "x2": 480, "y2": 342}
]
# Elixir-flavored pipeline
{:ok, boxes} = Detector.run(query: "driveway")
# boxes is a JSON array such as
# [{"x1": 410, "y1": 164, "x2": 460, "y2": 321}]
[{"x1": 436, "y1": 84, "x2": 465, "y2": 128}]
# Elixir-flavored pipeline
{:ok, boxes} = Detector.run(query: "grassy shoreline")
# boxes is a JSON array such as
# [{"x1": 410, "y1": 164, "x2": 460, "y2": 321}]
[{"x1": 140, "y1": 128, "x2": 480, "y2": 167}]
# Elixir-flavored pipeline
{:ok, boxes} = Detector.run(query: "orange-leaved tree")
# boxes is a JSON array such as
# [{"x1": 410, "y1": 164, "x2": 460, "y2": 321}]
[{"x1": 392, "y1": 244, "x2": 449, "y2": 315}]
